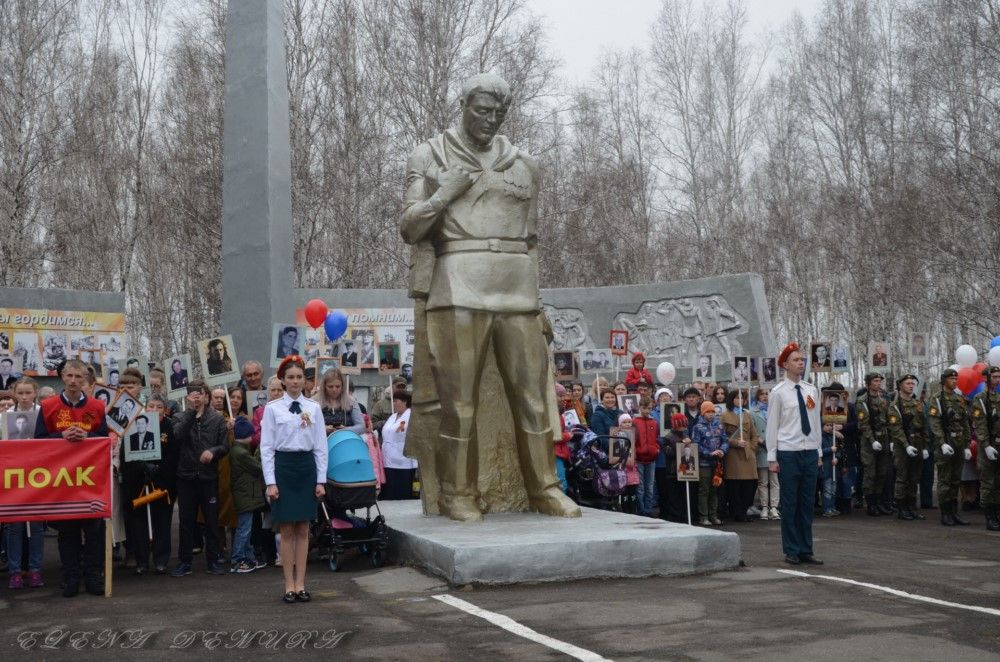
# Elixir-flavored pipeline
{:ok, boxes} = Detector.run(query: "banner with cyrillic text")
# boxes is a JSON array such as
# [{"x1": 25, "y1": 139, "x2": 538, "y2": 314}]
[{"x1": 0, "y1": 438, "x2": 112, "y2": 522}]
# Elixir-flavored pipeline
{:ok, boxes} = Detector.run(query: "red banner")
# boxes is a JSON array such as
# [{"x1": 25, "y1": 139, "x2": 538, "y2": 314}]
[{"x1": 0, "y1": 438, "x2": 112, "y2": 523}]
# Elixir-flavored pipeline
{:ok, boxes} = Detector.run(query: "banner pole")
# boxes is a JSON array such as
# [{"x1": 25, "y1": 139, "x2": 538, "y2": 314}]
[
  {"x1": 104, "y1": 517, "x2": 113, "y2": 597},
  {"x1": 145, "y1": 485, "x2": 153, "y2": 541},
  {"x1": 686, "y1": 481, "x2": 692, "y2": 526}
]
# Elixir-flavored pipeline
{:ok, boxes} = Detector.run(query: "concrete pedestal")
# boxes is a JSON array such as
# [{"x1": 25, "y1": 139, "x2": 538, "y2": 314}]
[{"x1": 379, "y1": 501, "x2": 741, "y2": 585}]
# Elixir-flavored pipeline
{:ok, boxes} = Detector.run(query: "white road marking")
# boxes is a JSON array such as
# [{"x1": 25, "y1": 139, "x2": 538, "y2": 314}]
[
  {"x1": 433, "y1": 593, "x2": 613, "y2": 662},
  {"x1": 777, "y1": 569, "x2": 1000, "y2": 617}
]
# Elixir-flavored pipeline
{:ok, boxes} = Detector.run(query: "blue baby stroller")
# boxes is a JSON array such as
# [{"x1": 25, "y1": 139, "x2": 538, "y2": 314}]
[{"x1": 311, "y1": 430, "x2": 389, "y2": 570}]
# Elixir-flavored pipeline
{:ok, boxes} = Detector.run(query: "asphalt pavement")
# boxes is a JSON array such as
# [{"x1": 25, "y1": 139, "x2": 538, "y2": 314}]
[{"x1": 2, "y1": 507, "x2": 998, "y2": 661}]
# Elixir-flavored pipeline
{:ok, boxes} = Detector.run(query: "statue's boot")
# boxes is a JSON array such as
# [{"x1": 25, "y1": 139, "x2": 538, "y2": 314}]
[
  {"x1": 436, "y1": 434, "x2": 483, "y2": 522},
  {"x1": 518, "y1": 428, "x2": 582, "y2": 518}
]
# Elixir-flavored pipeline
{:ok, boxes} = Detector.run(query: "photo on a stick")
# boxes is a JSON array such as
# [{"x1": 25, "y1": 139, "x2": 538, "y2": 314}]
[{"x1": 197, "y1": 335, "x2": 240, "y2": 387}]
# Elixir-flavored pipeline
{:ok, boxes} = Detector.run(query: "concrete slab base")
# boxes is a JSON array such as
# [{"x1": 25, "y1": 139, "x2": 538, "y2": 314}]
[{"x1": 378, "y1": 501, "x2": 741, "y2": 585}]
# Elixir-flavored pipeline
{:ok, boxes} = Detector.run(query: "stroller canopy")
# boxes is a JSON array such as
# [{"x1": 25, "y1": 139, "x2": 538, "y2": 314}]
[{"x1": 327, "y1": 430, "x2": 376, "y2": 485}]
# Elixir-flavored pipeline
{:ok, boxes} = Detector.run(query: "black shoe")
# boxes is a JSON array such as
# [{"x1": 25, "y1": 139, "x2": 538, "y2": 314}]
[
  {"x1": 295, "y1": 589, "x2": 311, "y2": 602},
  {"x1": 84, "y1": 579, "x2": 103, "y2": 596},
  {"x1": 62, "y1": 578, "x2": 79, "y2": 598},
  {"x1": 799, "y1": 554, "x2": 824, "y2": 565},
  {"x1": 283, "y1": 591, "x2": 297, "y2": 604},
  {"x1": 155, "y1": 565, "x2": 167, "y2": 575},
  {"x1": 898, "y1": 506, "x2": 915, "y2": 521},
  {"x1": 135, "y1": 565, "x2": 148, "y2": 576},
  {"x1": 0, "y1": 550, "x2": 8, "y2": 573},
  {"x1": 953, "y1": 512, "x2": 970, "y2": 525},
  {"x1": 940, "y1": 510, "x2": 956, "y2": 526},
  {"x1": 206, "y1": 562, "x2": 226, "y2": 576},
  {"x1": 784, "y1": 554, "x2": 801, "y2": 565},
  {"x1": 877, "y1": 500, "x2": 894, "y2": 516},
  {"x1": 866, "y1": 498, "x2": 880, "y2": 517}
]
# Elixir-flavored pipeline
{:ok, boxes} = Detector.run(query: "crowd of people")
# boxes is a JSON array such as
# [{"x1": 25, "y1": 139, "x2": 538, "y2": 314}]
[
  {"x1": 0, "y1": 354, "x2": 416, "y2": 601},
  {"x1": 2, "y1": 341, "x2": 998, "y2": 596},
  {"x1": 554, "y1": 351, "x2": 1000, "y2": 540}
]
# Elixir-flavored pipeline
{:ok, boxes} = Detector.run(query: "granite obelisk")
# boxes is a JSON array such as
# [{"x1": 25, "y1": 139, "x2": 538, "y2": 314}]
[{"x1": 221, "y1": 0, "x2": 294, "y2": 366}]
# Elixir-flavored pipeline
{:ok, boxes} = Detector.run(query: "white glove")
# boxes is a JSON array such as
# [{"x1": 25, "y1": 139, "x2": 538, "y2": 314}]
[
  {"x1": 871, "y1": 441, "x2": 882, "y2": 452},
  {"x1": 964, "y1": 448, "x2": 973, "y2": 461},
  {"x1": 906, "y1": 445, "x2": 918, "y2": 457},
  {"x1": 922, "y1": 449, "x2": 929, "y2": 459},
  {"x1": 987, "y1": 446, "x2": 999, "y2": 461},
  {"x1": 940, "y1": 443, "x2": 954, "y2": 456},
  {"x1": 890, "y1": 442, "x2": 894, "y2": 452}
]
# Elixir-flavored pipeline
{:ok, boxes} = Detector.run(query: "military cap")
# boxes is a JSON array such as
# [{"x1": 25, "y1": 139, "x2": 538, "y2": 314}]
[
  {"x1": 940, "y1": 368, "x2": 958, "y2": 382},
  {"x1": 985, "y1": 366, "x2": 1000, "y2": 377},
  {"x1": 897, "y1": 373, "x2": 918, "y2": 387},
  {"x1": 864, "y1": 372, "x2": 883, "y2": 385}
]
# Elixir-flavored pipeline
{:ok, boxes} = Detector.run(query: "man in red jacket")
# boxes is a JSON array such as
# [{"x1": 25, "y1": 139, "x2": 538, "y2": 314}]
[
  {"x1": 34, "y1": 359, "x2": 109, "y2": 597},
  {"x1": 634, "y1": 396, "x2": 661, "y2": 517}
]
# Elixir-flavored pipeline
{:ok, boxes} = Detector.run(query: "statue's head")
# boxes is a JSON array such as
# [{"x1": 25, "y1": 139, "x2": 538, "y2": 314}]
[{"x1": 460, "y1": 73, "x2": 511, "y2": 147}]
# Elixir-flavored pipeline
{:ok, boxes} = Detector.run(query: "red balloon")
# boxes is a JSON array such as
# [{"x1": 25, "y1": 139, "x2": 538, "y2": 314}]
[
  {"x1": 973, "y1": 362, "x2": 988, "y2": 380},
  {"x1": 957, "y1": 367, "x2": 980, "y2": 395},
  {"x1": 304, "y1": 298, "x2": 328, "y2": 329}
]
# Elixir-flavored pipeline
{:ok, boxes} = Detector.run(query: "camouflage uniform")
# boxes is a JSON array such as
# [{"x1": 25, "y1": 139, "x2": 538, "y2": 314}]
[
  {"x1": 857, "y1": 390, "x2": 893, "y2": 515},
  {"x1": 928, "y1": 380, "x2": 971, "y2": 525},
  {"x1": 971, "y1": 381, "x2": 1000, "y2": 531},
  {"x1": 887, "y1": 391, "x2": 927, "y2": 520}
]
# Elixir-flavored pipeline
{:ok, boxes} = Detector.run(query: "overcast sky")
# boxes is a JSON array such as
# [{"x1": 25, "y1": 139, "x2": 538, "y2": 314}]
[{"x1": 537, "y1": 0, "x2": 825, "y2": 83}]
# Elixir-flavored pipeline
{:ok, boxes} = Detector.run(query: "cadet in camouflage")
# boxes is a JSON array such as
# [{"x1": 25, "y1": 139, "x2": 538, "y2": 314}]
[
  {"x1": 857, "y1": 373, "x2": 894, "y2": 516},
  {"x1": 928, "y1": 368, "x2": 972, "y2": 526},
  {"x1": 971, "y1": 366, "x2": 1000, "y2": 531},
  {"x1": 887, "y1": 374, "x2": 928, "y2": 520}
]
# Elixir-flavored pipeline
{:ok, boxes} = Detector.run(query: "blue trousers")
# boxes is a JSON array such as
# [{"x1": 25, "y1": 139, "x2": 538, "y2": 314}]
[
  {"x1": 777, "y1": 450, "x2": 818, "y2": 557},
  {"x1": 636, "y1": 462, "x2": 656, "y2": 514}
]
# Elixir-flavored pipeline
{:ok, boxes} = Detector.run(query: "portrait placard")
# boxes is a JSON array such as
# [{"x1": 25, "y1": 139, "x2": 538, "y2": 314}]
[
  {"x1": 316, "y1": 357, "x2": 340, "y2": 378},
  {"x1": 92, "y1": 385, "x2": 115, "y2": 410},
  {"x1": 694, "y1": 354, "x2": 714, "y2": 380},
  {"x1": 271, "y1": 324, "x2": 306, "y2": 367},
  {"x1": 609, "y1": 427, "x2": 635, "y2": 467},
  {"x1": 247, "y1": 389, "x2": 269, "y2": 418},
  {"x1": 821, "y1": 389, "x2": 849, "y2": 425},
  {"x1": 759, "y1": 356, "x2": 778, "y2": 383},
  {"x1": 562, "y1": 408, "x2": 581, "y2": 429},
  {"x1": 123, "y1": 411, "x2": 161, "y2": 463},
  {"x1": 581, "y1": 349, "x2": 613, "y2": 372},
  {"x1": 617, "y1": 393, "x2": 640, "y2": 417},
  {"x1": 868, "y1": 340, "x2": 891, "y2": 372},
  {"x1": 197, "y1": 335, "x2": 240, "y2": 387},
  {"x1": 658, "y1": 402, "x2": 682, "y2": 437},
  {"x1": 609, "y1": 330, "x2": 629, "y2": 357},
  {"x1": 106, "y1": 390, "x2": 141, "y2": 436},
  {"x1": 124, "y1": 356, "x2": 150, "y2": 386},
  {"x1": 732, "y1": 356, "x2": 751, "y2": 384},
  {"x1": 351, "y1": 328, "x2": 378, "y2": 370},
  {"x1": 2, "y1": 410, "x2": 38, "y2": 440},
  {"x1": 165, "y1": 354, "x2": 192, "y2": 399},
  {"x1": 831, "y1": 345, "x2": 850, "y2": 373},
  {"x1": 676, "y1": 442, "x2": 699, "y2": 481},
  {"x1": 377, "y1": 342, "x2": 401, "y2": 374},
  {"x1": 553, "y1": 350, "x2": 578, "y2": 380},
  {"x1": 907, "y1": 331, "x2": 929, "y2": 364},
  {"x1": 810, "y1": 342, "x2": 832, "y2": 373}
]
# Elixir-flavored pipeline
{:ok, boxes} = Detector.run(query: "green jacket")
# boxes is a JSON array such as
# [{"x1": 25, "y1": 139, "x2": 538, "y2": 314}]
[
  {"x1": 887, "y1": 395, "x2": 927, "y2": 451},
  {"x1": 928, "y1": 390, "x2": 970, "y2": 451},
  {"x1": 971, "y1": 391, "x2": 1000, "y2": 451},
  {"x1": 229, "y1": 441, "x2": 265, "y2": 514},
  {"x1": 857, "y1": 391, "x2": 890, "y2": 453}
]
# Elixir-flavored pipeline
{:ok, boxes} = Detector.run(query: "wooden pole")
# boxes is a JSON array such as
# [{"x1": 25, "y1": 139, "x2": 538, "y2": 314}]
[{"x1": 104, "y1": 518, "x2": 113, "y2": 597}]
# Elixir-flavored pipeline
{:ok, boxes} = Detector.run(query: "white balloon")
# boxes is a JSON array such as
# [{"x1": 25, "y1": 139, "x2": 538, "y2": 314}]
[
  {"x1": 955, "y1": 344, "x2": 978, "y2": 368},
  {"x1": 656, "y1": 361, "x2": 676, "y2": 385},
  {"x1": 988, "y1": 346, "x2": 1000, "y2": 367},
  {"x1": 949, "y1": 363, "x2": 960, "y2": 372}
]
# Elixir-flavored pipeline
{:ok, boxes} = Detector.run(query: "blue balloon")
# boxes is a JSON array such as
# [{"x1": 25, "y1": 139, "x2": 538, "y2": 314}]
[
  {"x1": 968, "y1": 382, "x2": 986, "y2": 400},
  {"x1": 991, "y1": 335, "x2": 1000, "y2": 348},
  {"x1": 323, "y1": 310, "x2": 348, "y2": 341}
]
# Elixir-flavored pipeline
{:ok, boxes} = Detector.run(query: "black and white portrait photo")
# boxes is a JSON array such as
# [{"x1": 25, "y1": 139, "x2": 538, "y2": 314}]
[
  {"x1": 810, "y1": 342, "x2": 832, "y2": 373},
  {"x1": 695, "y1": 354, "x2": 714, "y2": 379},
  {"x1": 732, "y1": 356, "x2": 751, "y2": 383},
  {"x1": 166, "y1": 354, "x2": 192, "y2": 398},
  {"x1": 3, "y1": 410, "x2": 38, "y2": 440},
  {"x1": 106, "y1": 391, "x2": 141, "y2": 436},
  {"x1": 271, "y1": 324, "x2": 304, "y2": 366},
  {"x1": 353, "y1": 328, "x2": 377, "y2": 369},
  {"x1": 760, "y1": 357, "x2": 777, "y2": 383},
  {"x1": 339, "y1": 339, "x2": 360, "y2": 374},
  {"x1": 553, "y1": 350, "x2": 578, "y2": 380},
  {"x1": 198, "y1": 335, "x2": 239, "y2": 386},
  {"x1": 124, "y1": 412, "x2": 161, "y2": 463}
]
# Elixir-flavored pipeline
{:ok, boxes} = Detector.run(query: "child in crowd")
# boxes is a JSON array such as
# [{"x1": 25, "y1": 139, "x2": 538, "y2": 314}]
[
  {"x1": 617, "y1": 413, "x2": 639, "y2": 514},
  {"x1": 554, "y1": 384, "x2": 574, "y2": 493},
  {"x1": 821, "y1": 422, "x2": 841, "y2": 517},
  {"x1": 229, "y1": 417, "x2": 265, "y2": 573},
  {"x1": 633, "y1": 396, "x2": 660, "y2": 517},
  {"x1": 693, "y1": 400, "x2": 729, "y2": 526},
  {"x1": 6, "y1": 377, "x2": 44, "y2": 589},
  {"x1": 624, "y1": 352, "x2": 654, "y2": 390}
]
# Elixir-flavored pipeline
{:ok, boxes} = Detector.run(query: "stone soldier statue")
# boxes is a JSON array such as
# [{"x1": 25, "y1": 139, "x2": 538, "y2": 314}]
[
  {"x1": 928, "y1": 368, "x2": 971, "y2": 526},
  {"x1": 971, "y1": 366, "x2": 1000, "y2": 531},
  {"x1": 857, "y1": 372, "x2": 894, "y2": 516},
  {"x1": 400, "y1": 73, "x2": 580, "y2": 522},
  {"x1": 887, "y1": 374, "x2": 928, "y2": 521}
]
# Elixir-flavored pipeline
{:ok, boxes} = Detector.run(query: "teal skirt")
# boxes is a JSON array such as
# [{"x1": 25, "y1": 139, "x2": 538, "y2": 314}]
[{"x1": 271, "y1": 451, "x2": 317, "y2": 524}]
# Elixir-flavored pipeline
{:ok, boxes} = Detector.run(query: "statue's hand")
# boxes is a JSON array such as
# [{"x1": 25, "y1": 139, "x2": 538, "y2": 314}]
[{"x1": 437, "y1": 165, "x2": 475, "y2": 202}]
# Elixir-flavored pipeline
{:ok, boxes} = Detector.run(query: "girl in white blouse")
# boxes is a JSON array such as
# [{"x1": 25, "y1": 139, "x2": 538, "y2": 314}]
[{"x1": 260, "y1": 357, "x2": 327, "y2": 603}]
